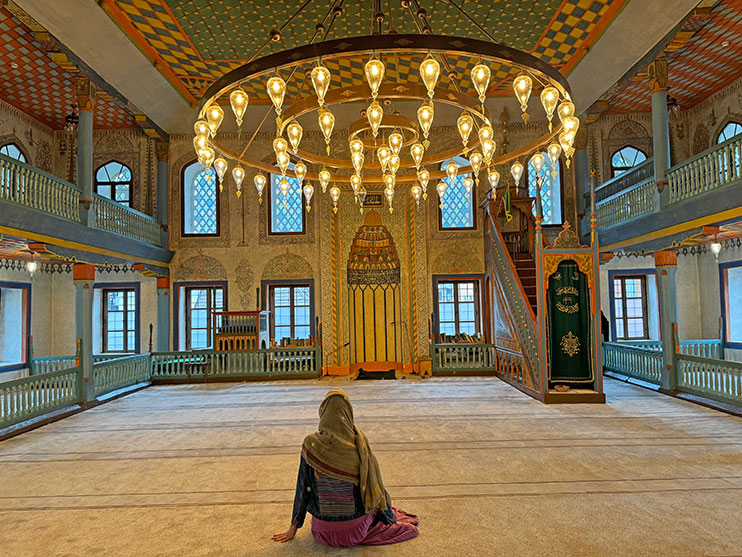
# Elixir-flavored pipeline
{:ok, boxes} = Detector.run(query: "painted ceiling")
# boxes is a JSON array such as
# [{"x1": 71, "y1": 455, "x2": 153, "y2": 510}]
[
  {"x1": 0, "y1": 6, "x2": 139, "y2": 130},
  {"x1": 102, "y1": 0, "x2": 625, "y2": 105},
  {"x1": 606, "y1": 0, "x2": 742, "y2": 113}
]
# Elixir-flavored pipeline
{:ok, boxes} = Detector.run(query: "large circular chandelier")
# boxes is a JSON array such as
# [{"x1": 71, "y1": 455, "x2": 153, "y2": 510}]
[{"x1": 193, "y1": 10, "x2": 578, "y2": 216}]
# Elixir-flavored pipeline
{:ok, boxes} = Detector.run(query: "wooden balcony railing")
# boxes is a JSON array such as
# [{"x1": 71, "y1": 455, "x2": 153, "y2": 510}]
[
  {"x1": 668, "y1": 134, "x2": 742, "y2": 204},
  {"x1": 0, "y1": 153, "x2": 162, "y2": 247}
]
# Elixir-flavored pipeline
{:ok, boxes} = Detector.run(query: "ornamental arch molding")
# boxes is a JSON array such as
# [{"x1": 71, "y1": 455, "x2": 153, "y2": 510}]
[
  {"x1": 175, "y1": 255, "x2": 227, "y2": 281},
  {"x1": 603, "y1": 119, "x2": 652, "y2": 178},
  {"x1": 261, "y1": 253, "x2": 313, "y2": 281}
]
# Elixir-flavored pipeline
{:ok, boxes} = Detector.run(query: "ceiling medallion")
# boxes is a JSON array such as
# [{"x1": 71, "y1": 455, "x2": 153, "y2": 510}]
[{"x1": 194, "y1": 28, "x2": 576, "y2": 216}]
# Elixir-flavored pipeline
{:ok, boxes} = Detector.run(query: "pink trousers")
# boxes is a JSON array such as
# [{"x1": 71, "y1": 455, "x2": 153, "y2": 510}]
[{"x1": 311, "y1": 507, "x2": 419, "y2": 547}]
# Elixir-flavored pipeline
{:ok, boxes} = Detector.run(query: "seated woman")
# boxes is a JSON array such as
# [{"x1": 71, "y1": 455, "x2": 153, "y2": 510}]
[{"x1": 272, "y1": 388, "x2": 419, "y2": 547}]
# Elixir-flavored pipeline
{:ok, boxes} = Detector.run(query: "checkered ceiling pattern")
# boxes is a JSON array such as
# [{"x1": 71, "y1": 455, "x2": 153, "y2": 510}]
[
  {"x1": 607, "y1": 0, "x2": 742, "y2": 113},
  {"x1": 0, "y1": 7, "x2": 138, "y2": 129},
  {"x1": 105, "y1": 0, "x2": 623, "y2": 103}
]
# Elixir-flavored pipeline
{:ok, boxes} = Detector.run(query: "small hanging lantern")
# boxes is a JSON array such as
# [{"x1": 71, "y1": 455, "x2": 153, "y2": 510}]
[
  {"x1": 329, "y1": 185, "x2": 341, "y2": 213},
  {"x1": 214, "y1": 157, "x2": 228, "y2": 191},
  {"x1": 319, "y1": 168, "x2": 331, "y2": 193},
  {"x1": 540, "y1": 86, "x2": 559, "y2": 132},
  {"x1": 471, "y1": 63, "x2": 491, "y2": 105},
  {"x1": 254, "y1": 173, "x2": 266, "y2": 203},
  {"x1": 411, "y1": 142, "x2": 424, "y2": 169},
  {"x1": 364, "y1": 57, "x2": 385, "y2": 98},
  {"x1": 419, "y1": 55, "x2": 440, "y2": 99},
  {"x1": 229, "y1": 88, "x2": 249, "y2": 127},
  {"x1": 303, "y1": 182, "x2": 314, "y2": 211},
  {"x1": 513, "y1": 73, "x2": 532, "y2": 123},
  {"x1": 311, "y1": 64, "x2": 332, "y2": 107},
  {"x1": 206, "y1": 105, "x2": 224, "y2": 135},
  {"x1": 294, "y1": 160, "x2": 307, "y2": 184},
  {"x1": 266, "y1": 76, "x2": 286, "y2": 117},
  {"x1": 286, "y1": 121, "x2": 303, "y2": 152},
  {"x1": 418, "y1": 168, "x2": 430, "y2": 199},
  {"x1": 436, "y1": 181, "x2": 447, "y2": 209},
  {"x1": 510, "y1": 161, "x2": 524, "y2": 187}
]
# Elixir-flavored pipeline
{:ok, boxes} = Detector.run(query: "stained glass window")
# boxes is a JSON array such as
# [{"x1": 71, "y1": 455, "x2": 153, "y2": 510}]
[
  {"x1": 717, "y1": 121, "x2": 742, "y2": 143},
  {"x1": 182, "y1": 161, "x2": 218, "y2": 235},
  {"x1": 270, "y1": 166, "x2": 304, "y2": 234},
  {"x1": 440, "y1": 156, "x2": 474, "y2": 229},
  {"x1": 0, "y1": 143, "x2": 26, "y2": 163},
  {"x1": 527, "y1": 152, "x2": 562, "y2": 225},
  {"x1": 611, "y1": 146, "x2": 647, "y2": 177},
  {"x1": 95, "y1": 161, "x2": 132, "y2": 206}
]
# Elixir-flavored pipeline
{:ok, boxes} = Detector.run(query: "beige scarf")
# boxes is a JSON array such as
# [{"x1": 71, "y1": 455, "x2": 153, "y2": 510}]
[{"x1": 301, "y1": 388, "x2": 392, "y2": 515}]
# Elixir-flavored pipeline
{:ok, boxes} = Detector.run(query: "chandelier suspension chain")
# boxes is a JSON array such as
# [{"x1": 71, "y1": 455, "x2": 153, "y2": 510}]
[
  {"x1": 443, "y1": 0, "x2": 499, "y2": 44},
  {"x1": 237, "y1": 1, "x2": 344, "y2": 160}
]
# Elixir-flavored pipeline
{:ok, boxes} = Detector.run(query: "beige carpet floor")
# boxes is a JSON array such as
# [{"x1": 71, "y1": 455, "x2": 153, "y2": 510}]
[{"x1": 0, "y1": 377, "x2": 740, "y2": 556}]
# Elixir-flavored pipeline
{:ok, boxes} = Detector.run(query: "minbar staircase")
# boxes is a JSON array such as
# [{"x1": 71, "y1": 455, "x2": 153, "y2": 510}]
[{"x1": 509, "y1": 250, "x2": 538, "y2": 315}]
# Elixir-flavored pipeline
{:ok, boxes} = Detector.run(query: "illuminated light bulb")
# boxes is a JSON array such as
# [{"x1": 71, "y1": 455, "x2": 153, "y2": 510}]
[
  {"x1": 418, "y1": 168, "x2": 430, "y2": 198},
  {"x1": 232, "y1": 165, "x2": 245, "y2": 191},
  {"x1": 329, "y1": 185, "x2": 341, "y2": 213},
  {"x1": 513, "y1": 73, "x2": 533, "y2": 122},
  {"x1": 194, "y1": 119, "x2": 210, "y2": 138},
  {"x1": 417, "y1": 102, "x2": 434, "y2": 144},
  {"x1": 530, "y1": 153, "x2": 546, "y2": 178},
  {"x1": 389, "y1": 155, "x2": 400, "y2": 175},
  {"x1": 349, "y1": 138, "x2": 365, "y2": 156},
  {"x1": 254, "y1": 173, "x2": 267, "y2": 203},
  {"x1": 273, "y1": 137, "x2": 288, "y2": 160},
  {"x1": 410, "y1": 142, "x2": 424, "y2": 169},
  {"x1": 229, "y1": 88, "x2": 248, "y2": 127},
  {"x1": 286, "y1": 121, "x2": 303, "y2": 152},
  {"x1": 201, "y1": 147, "x2": 215, "y2": 169},
  {"x1": 470, "y1": 148, "x2": 486, "y2": 173},
  {"x1": 488, "y1": 168, "x2": 500, "y2": 189},
  {"x1": 294, "y1": 160, "x2": 307, "y2": 184},
  {"x1": 383, "y1": 173, "x2": 396, "y2": 190},
  {"x1": 214, "y1": 157, "x2": 228, "y2": 189},
  {"x1": 193, "y1": 135, "x2": 208, "y2": 155},
  {"x1": 411, "y1": 184, "x2": 422, "y2": 206},
  {"x1": 710, "y1": 242, "x2": 722, "y2": 259},
  {"x1": 319, "y1": 169, "x2": 331, "y2": 193},
  {"x1": 563, "y1": 115, "x2": 580, "y2": 136},
  {"x1": 266, "y1": 76, "x2": 286, "y2": 116},
  {"x1": 547, "y1": 143, "x2": 562, "y2": 178},
  {"x1": 463, "y1": 176, "x2": 474, "y2": 195},
  {"x1": 303, "y1": 182, "x2": 314, "y2": 211},
  {"x1": 510, "y1": 161, "x2": 524, "y2": 187},
  {"x1": 206, "y1": 105, "x2": 224, "y2": 136},
  {"x1": 388, "y1": 131, "x2": 403, "y2": 156},
  {"x1": 277, "y1": 152, "x2": 290, "y2": 175},
  {"x1": 559, "y1": 130, "x2": 576, "y2": 153},
  {"x1": 478, "y1": 124, "x2": 494, "y2": 144},
  {"x1": 352, "y1": 152, "x2": 365, "y2": 174},
  {"x1": 350, "y1": 173, "x2": 362, "y2": 193},
  {"x1": 471, "y1": 63, "x2": 491, "y2": 104},
  {"x1": 540, "y1": 86, "x2": 559, "y2": 131},
  {"x1": 377, "y1": 145, "x2": 392, "y2": 171},
  {"x1": 26, "y1": 260, "x2": 38, "y2": 276},
  {"x1": 446, "y1": 160, "x2": 458, "y2": 183},
  {"x1": 457, "y1": 112, "x2": 474, "y2": 148},
  {"x1": 482, "y1": 138, "x2": 496, "y2": 163},
  {"x1": 364, "y1": 57, "x2": 385, "y2": 98},
  {"x1": 367, "y1": 100, "x2": 383, "y2": 137},
  {"x1": 318, "y1": 108, "x2": 335, "y2": 150},
  {"x1": 310, "y1": 65, "x2": 332, "y2": 107},
  {"x1": 436, "y1": 181, "x2": 447, "y2": 208},
  {"x1": 384, "y1": 186, "x2": 395, "y2": 213},
  {"x1": 279, "y1": 178, "x2": 291, "y2": 208},
  {"x1": 558, "y1": 99, "x2": 575, "y2": 124},
  {"x1": 419, "y1": 55, "x2": 440, "y2": 99}
]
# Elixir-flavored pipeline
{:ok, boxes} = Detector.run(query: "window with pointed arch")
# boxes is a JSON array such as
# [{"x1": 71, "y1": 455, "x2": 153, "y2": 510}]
[
  {"x1": 611, "y1": 146, "x2": 647, "y2": 177},
  {"x1": 439, "y1": 155, "x2": 475, "y2": 230},
  {"x1": 0, "y1": 142, "x2": 27, "y2": 163},
  {"x1": 717, "y1": 121, "x2": 742, "y2": 143},
  {"x1": 527, "y1": 152, "x2": 562, "y2": 225},
  {"x1": 182, "y1": 161, "x2": 219, "y2": 236},
  {"x1": 95, "y1": 161, "x2": 132, "y2": 207},
  {"x1": 270, "y1": 163, "x2": 304, "y2": 235}
]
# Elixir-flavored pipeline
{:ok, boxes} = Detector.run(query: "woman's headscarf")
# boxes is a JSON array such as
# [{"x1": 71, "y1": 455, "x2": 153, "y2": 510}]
[{"x1": 301, "y1": 388, "x2": 392, "y2": 515}]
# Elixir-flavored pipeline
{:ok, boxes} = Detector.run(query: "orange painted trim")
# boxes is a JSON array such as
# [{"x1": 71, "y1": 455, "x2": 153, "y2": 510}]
[
  {"x1": 72, "y1": 263, "x2": 95, "y2": 281},
  {"x1": 98, "y1": 0, "x2": 197, "y2": 106},
  {"x1": 156, "y1": 277, "x2": 170, "y2": 290},
  {"x1": 322, "y1": 364, "x2": 350, "y2": 376},
  {"x1": 349, "y1": 361, "x2": 404, "y2": 373}
]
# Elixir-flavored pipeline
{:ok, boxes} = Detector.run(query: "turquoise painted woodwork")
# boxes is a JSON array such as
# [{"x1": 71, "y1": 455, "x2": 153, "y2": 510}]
[
  {"x1": 0, "y1": 367, "x2": 80, "y2": 427},
  {"x1": 603, "y1": 342, "x2": 663, "y2": 385},
  {"x1": 655, "y1": 264, "x2": 679, "y2": 391},
  {"x1": 94, "y1": 354, "x2": 150, "y2": 398},
  {"x1": 677, "y1": 354, "x2": 742, "y2": 405},
  {"x1": 77, "y1": 110, "x2": 95, "y2": 226},
  {"x1": 156, "y1": 289, "x2": 170, "y2": 352},
  {"x1": 430, "y1": 344, "x2": 496, "y2": 372},
  {"x1": 157, "y1": 159, "x2": 169, "y2": 248},
  {"x1": 74, "y1": 278, "x2": 95, "y2": 403},
  {"x1": 651, "y1": 89, "x2": 671, "y2": 206}
]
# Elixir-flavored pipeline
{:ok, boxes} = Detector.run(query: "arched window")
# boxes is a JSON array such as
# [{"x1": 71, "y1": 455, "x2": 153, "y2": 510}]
[
  {"x1": 270, "y1": 163, "x2": 304, "y2": 235},
  {"x1": 95, "y1": 161, "x2": 132, "y2": 207},
  {"x1": 611, "y1": 146, "x2": 647, "y2": 177},
  {"x1": 528, "y1": 152, "x2": 562, "y2": 225},
  {"x1": 182, "y1": 161, "x2": 219, "y2": 236},
  {"x1": 439, "y1": 155, "x2": 475, "y2": 230},
  {"x1": 717, "y1": 121, "x2": 742, "y2": 143},
  {"x1": 0, "y1": 142, "x2": 27, "y2": 163}
]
